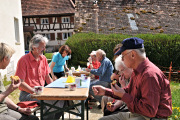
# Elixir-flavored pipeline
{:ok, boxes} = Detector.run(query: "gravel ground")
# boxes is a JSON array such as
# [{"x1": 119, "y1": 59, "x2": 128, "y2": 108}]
[
  {"x1": 35, "y1": 101, "x2": 103, "y2": 120},
  {"x1": 62, "y1": 101, "x2": 103, "y2": 120}
]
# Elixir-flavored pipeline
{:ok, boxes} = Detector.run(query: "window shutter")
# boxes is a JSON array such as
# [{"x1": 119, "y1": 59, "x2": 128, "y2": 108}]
[
  {"x1": 57, "y1": 17, "x2": 61, "y2": 23},
  {"x1": 49, "y1": 17, "x2": 53, "y2": 24},
  {"x1": 50, "y1": 33, "x2": 55, "y2": 41},
  {"x1": 70, "y1": 16, "x2": 74, "y2": 23},
  {"x1": 36, "y1": 18, "x2": 40, "y2": 24},
  {"x1": 57, "y1": 33, "x2": 62, "y2": 40}
]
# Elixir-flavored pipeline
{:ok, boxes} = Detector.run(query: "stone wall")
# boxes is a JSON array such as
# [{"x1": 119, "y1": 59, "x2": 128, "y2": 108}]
[{"x1": 74, "y1": 0, "x2": 180, "y2": 34}]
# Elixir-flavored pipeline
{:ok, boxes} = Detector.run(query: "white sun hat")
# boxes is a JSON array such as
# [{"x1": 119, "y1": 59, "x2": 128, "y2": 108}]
[{"x1": 89, "y1": 51, "x2": 97, "y2": 55}]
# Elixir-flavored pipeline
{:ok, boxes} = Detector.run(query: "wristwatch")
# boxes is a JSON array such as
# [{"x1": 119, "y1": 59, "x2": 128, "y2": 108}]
[{"x1": 16, "y1": 106, "x2": 20, "y2": 111}]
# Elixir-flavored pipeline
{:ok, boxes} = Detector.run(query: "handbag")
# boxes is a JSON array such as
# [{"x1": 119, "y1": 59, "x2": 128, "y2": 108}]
[{"x1": 17, "y1": 101, "x2": 39, "y2": 108}]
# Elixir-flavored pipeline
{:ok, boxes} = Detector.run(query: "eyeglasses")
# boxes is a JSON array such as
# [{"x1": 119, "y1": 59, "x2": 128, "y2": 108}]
[
  {"x1": 115, "y1": 71, "x2": 121, "y2": 76},
  {"x1": 116, "y1": 67, "x2": 126, "y2": 76},
  {"x1": 121, "y1": 51, "x2": 132, "y2": 60},
  {"x1": 119, "y1": 67, "x2": 126, "y2": 73}
]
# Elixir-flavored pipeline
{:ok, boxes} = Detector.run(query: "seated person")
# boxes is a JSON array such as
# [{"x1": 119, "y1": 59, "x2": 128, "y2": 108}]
[
  {"x1": 86, "y1": 49, "x2": 114, "y2": 107},
  {"x1": 15, "y1": 34, "x2": 64, "y2": 120},
  {"x1": 101, "y1": 55, "x2": 133, "y2": 116},
  {"x1": 93, "y1": 37, "x2": 172, "y2": 120},
  {"x1": 87, "y1": 50, "x2": 101, "y2": 80},
  {"x1": 0, "y1": 42, "x2": 38, "y2": 120}
]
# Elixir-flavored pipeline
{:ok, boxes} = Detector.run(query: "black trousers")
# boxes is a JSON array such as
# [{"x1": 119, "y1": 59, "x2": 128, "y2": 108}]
[
  {"x1": 53, "y1": 71, "x2": 65, "y2": 78},
  {"x1": 45, "y1": 71, "x2": 65, "y2": 86}
]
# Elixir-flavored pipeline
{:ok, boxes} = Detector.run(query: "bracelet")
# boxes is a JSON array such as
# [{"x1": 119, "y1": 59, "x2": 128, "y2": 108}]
[{"x1": 16, "y1": 106, "x2": 20, "y2": 111}]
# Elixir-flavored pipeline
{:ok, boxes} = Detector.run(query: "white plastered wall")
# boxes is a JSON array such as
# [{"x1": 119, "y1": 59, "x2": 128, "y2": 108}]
[{"x1": 0, "y1": 0, "x2": 24, "y2": 80}]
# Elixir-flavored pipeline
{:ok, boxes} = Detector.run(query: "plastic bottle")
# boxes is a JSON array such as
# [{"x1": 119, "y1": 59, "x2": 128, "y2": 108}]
[
  {"x1": 78, "y1": 65, "x2": 81, "y2": 71},
  {"x1": 66, "y1": 70, "x2": 75, "y2": 83}
]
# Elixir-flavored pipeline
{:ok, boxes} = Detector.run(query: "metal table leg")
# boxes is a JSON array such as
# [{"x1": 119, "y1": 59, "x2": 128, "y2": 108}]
[
  {"x1": 40, "y1": 100, "x2": 44, "y2": 120},
  {"x1": 86, "y1": 98, "x2": 89, "y2": 120},
  {"x1": 81, "y1": 100, "x2": 84, "y2": 120}
]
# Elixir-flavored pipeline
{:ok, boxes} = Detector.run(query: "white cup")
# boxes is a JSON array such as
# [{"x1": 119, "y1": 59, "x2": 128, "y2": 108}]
[
  {"x1": 81, "y1": 74, "x2": 86, "y2": 80},
  {"x1": 34, "y1": 86, "x2": 43, "y2": 95},
  {"x1": 75, "y1": 78, "x2": 81, "y2": 87},
  {"x1": 69, "y1": 83, "x2": 76, "y2": 91},
  {"x1": 71, "y1": 67, "x2": 75, "y2": 72},
  {"x1": 87, "y1": 62, "x2": 90, "y2": 67},
  {"x1": 82, "y1": 68, "x2": 86, "y2": 71}
]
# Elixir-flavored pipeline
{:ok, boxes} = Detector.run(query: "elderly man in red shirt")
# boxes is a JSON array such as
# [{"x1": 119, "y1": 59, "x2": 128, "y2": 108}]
[
  {"x1": 15, "y1": 34, "x2": 64, "y2": 120},
  {"x1": 92, "y1": 37, "x2": 172, "y2": 120}
]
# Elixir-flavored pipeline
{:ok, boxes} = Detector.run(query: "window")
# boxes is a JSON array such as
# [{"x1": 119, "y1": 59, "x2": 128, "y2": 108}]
[
  {"x1": 62, "y1": 17, "x2": 70, "y2": 23},
  {"x1": 14, "y1": 17, "x2": 20, "y2": 43},
  {"x1": 62, "y1": 33, "x2": 72, "y2": 40},
  {"x1": 42, "y1": 33, "x2": 50, "y2": 40},
  {"x1": 41, "y1": 18, "x2": 49, "y2": 24}
]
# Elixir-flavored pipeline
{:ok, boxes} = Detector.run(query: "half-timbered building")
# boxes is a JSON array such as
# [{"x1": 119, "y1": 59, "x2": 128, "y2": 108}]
[{"x1": 21, "y1": 0, "x2": 75, "y2": 50}]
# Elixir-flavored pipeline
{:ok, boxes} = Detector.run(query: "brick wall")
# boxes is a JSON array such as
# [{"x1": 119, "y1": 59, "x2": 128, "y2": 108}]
[{"x1": 74, "y1": 0, "x2": 180, "y2": 34}]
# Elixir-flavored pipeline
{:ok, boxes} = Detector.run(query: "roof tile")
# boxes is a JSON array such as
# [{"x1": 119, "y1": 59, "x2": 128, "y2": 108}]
[{"x1": 21, "y1": 0, "x2": 75, "y2": 16}]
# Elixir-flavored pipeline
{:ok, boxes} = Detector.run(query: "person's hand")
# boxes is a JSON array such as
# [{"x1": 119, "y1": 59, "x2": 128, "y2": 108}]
[
  {"x1": 111, "y1": 84, "x2": 125, "y2": 98},
  {"x1": 89, "y1": 64, "x2": 93, "y2": 69},
  {"x1": 111, "y1": 73, "x2": 119, "y2": 80},
  {"x1": 106, "y1": 104, "x2": 116, "y2": 112},
  {"x1": 92, "y1": 85, "x2": 106, "y2": 96},
  {"x1": 90, "y1": 74, "x2": 95, "y2": 79},
  {"x1": 66, "y1": 68, "x2": 69, "y2": 71},
  {"x1": 85, "y1": 68, "x2": 91, "y2": 72},
  {"x1": 88, "y1": 57, "x2": 92, "y2": 63},
  {"x1": 18, "y1": 107, "x2": 32, "y2": 115},
  {"x1": 119, "y1": 74, "x2": 126, "y2": 88},
  {"x1": 52, "y1": 75, "x2": 58, "y2": 81},
  {"x1": 10, "y1": 77, "x2": 21, "y2": 91}
]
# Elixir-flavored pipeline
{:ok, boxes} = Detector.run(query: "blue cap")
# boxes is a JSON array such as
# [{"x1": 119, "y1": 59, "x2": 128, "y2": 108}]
[{"x1": 115, "y1": 37, "x2": 144, "y2": 55}]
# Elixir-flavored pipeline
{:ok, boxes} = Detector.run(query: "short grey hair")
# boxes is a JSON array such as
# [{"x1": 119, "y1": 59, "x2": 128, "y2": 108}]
[
  {"x1": 0, "y1": 42, "x2": 15, "y2": 61},
  {"x1": 96, "y1": 49, "x2": 106, "y2": 58},
  {"x1": 115, "y1": 55, "x2": 126, "y2": 71},
  {"x1": 29, "y1": 34, "x2": 48, "y2": 51},
  {"x1": 127, "y1": 48, "x2": 146, "y2": 58},
  {"x1": 134, "y1": 48, "x2": 146, "y2": 57}
]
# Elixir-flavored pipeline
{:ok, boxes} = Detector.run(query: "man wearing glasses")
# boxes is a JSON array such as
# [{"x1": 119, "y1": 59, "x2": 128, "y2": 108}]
[{"x1": 92, "y1": 37, "x2": 172, "y2": 120}]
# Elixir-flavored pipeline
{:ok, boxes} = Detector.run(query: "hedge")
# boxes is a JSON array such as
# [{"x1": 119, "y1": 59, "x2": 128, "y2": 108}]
[{"x1": 65, "y1": 33, "x2": 180, "y2": 68}]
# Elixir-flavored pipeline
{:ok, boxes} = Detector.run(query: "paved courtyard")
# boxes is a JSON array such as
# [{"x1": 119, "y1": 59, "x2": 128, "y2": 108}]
[{"x1": 35, "y1": 101, "x2": 103, "y2": 120}]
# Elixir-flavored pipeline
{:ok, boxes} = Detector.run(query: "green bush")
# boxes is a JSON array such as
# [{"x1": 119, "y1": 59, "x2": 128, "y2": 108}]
[
  {"x1": 44, "y1": 53, "x2": 53, "y2": 59},
  {"x1": 65, "y1": 33, "x2": 180, "y2": 68},
  {"x1": 44, "y1": 53, "x2": 53, "y2": 63},
  {"x1": 136, "y1": 34, "x2": 180, "y2": 68},
  {"x1": 3, "y1": 75, "x2": 11, "y2": 86}
]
